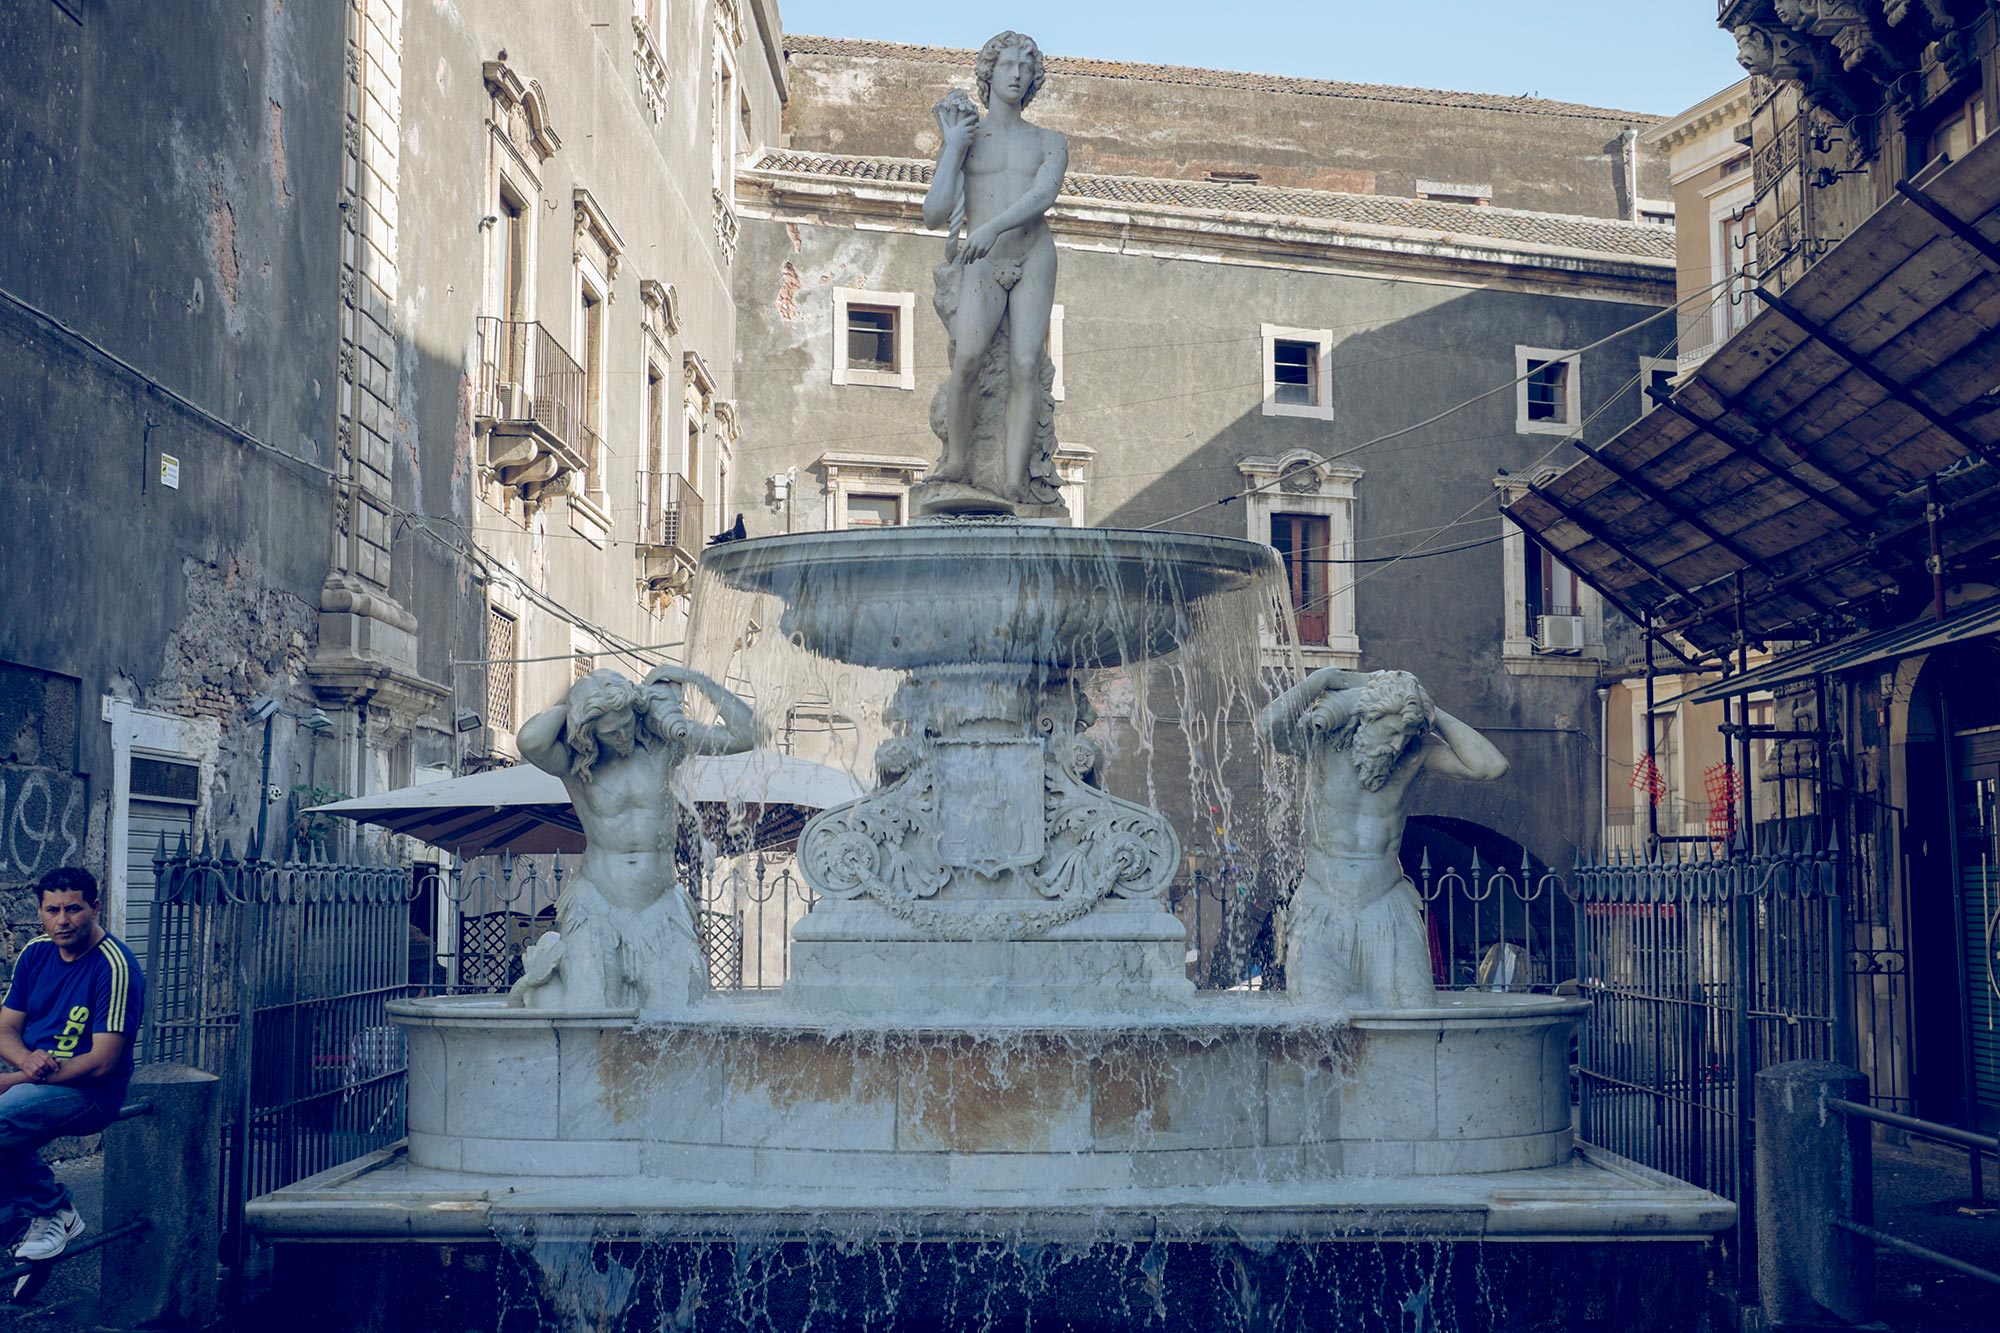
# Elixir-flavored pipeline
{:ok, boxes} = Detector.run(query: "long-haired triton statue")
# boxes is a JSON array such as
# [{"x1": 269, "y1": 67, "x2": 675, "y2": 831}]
[
  {"x1": 912, "y1": 30, "x2": 1070, "y2": 519},
  {"x1": 509, "y1": 665, "x2": 758, "y2": 1011},
  {"x1": 1261, "y1": 668, "x2": 1509, "y2": 1007}
]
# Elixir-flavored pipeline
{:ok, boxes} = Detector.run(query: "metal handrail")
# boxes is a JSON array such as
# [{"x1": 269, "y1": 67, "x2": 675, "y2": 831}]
[{"x1": 1829, "y1": 1096, "x2": 1997, "y2": 1210}]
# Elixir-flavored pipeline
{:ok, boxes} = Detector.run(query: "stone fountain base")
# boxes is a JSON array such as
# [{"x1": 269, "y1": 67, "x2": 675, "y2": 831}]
[
  {"x1": 249, "y1": 992, "x2": 1731, "y2": 1331},
  {"x1": 383, "y1": 991, "x2": 1585, "y2": 1192}
]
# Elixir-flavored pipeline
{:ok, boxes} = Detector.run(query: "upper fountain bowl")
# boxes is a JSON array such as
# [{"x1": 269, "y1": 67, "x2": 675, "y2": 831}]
[{"x1": 702, "y1": 522, "x2": 1280, "y2": 673}]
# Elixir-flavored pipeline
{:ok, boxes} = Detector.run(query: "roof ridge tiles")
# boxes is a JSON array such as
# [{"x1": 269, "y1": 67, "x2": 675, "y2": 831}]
[
  {"x1": 781, "y1": 33, "x2": 1664, "y2": 123},
  {"x1": 747, "y1": 150, "x2": 1678, "y2": 261}
]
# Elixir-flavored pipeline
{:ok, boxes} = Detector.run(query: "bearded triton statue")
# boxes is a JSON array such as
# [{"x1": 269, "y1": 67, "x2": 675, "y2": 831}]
[
  {"x1": 1260, "y1": 669, "x2": 1509, "y2": 1008},
  {"x1": 510, "y1": 666, "x2": 759, "y2": 1011}
]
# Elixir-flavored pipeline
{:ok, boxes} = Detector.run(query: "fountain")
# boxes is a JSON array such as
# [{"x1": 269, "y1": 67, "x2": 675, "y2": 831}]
[{"x1": 249, "y1": 35, "x2": 1731, "y2": 1330}]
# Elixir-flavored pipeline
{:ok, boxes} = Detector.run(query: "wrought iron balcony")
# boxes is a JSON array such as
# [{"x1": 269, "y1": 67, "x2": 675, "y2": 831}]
[
  {"x1": 473, "y1": 317, "x2": 590, "y2": 492},
  {"x1": 636, "y1": 470, "x2": 705, "y2": 590}
]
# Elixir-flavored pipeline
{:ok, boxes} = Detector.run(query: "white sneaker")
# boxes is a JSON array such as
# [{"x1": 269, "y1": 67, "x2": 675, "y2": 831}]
[{"x1": 13, "y1": 1208, "x2": 83, "y2": 1262}]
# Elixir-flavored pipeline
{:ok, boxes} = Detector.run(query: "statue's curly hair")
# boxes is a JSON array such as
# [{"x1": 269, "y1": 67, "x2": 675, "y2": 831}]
[
  {"x1": 565, "y1": 669, "x2": 643, "y2": 783},
  {"x1": 1308, "y1": 671, "x2": 1435, "y2": 792},
  {"x1": 974, "y1": 30, "x2": 1045, "y2": 109}
]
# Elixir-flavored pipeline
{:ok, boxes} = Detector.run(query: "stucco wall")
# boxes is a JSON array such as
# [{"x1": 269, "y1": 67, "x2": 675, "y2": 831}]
[{"x1": 783, "y1": 41, "x2": 1671, "y2": 219}]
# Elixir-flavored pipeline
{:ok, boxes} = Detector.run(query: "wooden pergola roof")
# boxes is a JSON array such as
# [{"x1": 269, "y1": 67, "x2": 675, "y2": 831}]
[{"x1": 1506, "y1": 131, "x2": 2000, "y2": 654}]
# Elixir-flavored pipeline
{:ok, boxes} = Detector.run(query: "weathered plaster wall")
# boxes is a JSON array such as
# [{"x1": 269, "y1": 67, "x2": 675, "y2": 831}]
[
  {"x1": 783, "y1": 42, "x2": 1671, "y2": 219},
  {"x1": 0, "y1": 0, "x2": 348, "y2": 885},
  {"x1": 396, "y1": 0, "x2": 786, "y2": 732}
]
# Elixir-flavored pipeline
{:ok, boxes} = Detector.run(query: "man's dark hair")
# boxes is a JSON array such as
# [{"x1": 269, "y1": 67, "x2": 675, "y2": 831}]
[{"x1": 35, "y1": 867, "x2": 98, "y2": 907}]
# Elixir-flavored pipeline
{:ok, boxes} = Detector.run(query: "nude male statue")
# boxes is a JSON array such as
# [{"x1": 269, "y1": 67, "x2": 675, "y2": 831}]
[
  {"x1": 509, "y1": 665, "x2": 758, "y2": 1011},
  {"x1": 1260, "y1": 669, "x2": 1508, "y2": 1008},
  {"x1": 914, "y1": 30, "x2": 1069, "y2": 516}
]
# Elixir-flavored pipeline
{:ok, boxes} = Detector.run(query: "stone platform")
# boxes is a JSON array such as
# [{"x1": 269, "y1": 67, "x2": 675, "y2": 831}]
[
  {"x1": 381, "y1": 991, "x2": 1591, "y2": 1193},
  {"x1": 248, "y1": 1142, "x2": 1731, "y2": 1243},
  {"x1": 249, "y1": 1145, "x2": 1730, "y2": 1333}
]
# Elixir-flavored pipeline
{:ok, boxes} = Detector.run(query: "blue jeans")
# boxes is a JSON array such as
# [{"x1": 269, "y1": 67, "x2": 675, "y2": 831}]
[{"x1": 0, "y1": 1083, "x2": 116, "y2": 1219}]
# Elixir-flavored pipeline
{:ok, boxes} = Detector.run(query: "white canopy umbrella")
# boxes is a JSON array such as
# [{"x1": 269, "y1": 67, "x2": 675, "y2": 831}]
[{"x1": 308, "y1": 751, "x2": 863, "y2": 858}]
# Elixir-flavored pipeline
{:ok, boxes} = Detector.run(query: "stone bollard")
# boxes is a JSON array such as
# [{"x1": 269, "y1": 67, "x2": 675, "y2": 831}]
[
  {"x1": 1755, "y1": 1059, "x2": 1873, "y2": 1328},
  {"x1": 99, "y1": 1065, "x2": 223, "y2": 1328}
]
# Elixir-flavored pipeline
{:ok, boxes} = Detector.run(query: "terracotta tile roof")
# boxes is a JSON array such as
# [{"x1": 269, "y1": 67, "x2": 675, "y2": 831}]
[
  {"x1": 782, "y1": 34, "x2": 1663, "y2": 123},
  {"x1": 749, "y1": 150, "x2": 1679, "y2": 263}
]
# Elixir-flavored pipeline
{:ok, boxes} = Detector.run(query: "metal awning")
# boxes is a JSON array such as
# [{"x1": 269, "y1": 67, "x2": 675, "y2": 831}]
[
  {"x1": 309, "y1": 750, "x2": 864, "y2": 858},
  {"x1": 1506, "y1": 131, "x2": 2000, "y2": 653},
  {"x1": 1674, "y1": 597, "x2": 2000, "y2": 704}
]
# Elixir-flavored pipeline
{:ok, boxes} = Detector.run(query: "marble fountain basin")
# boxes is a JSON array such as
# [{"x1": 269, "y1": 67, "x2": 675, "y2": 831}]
[
  {"x1": 385, "y1": 990, "x2": 1587, "y2": 1197},
  {"x1": 701, "y1": 524, "x2": 1278, "y2": 671}
]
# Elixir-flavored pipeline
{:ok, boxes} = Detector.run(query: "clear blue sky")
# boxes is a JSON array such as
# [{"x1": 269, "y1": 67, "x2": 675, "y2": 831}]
[{"x1": 773, "y1": 1, "x2": 1745, "y2": 118}]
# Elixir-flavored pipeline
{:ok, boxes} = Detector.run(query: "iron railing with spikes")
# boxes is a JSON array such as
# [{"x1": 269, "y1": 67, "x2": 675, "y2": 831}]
[
  {"x1": 433, "y1": 849, "x2": 747, "y2": 994},
  {"x1": 1415, "y1": 848, "x2": 1574, "y2": 991},
  {"x1": 1569, "y1": 824, "x2": 1845, "y2": 1294},
  {"x1": 144, "y1": 828, "x2": 425, "y2": 1280}
]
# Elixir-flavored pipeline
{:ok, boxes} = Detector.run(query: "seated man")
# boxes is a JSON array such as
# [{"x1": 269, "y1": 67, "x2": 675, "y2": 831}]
[{"x1": 0, "y1": 867, "x2": 147, "y2": 1261}]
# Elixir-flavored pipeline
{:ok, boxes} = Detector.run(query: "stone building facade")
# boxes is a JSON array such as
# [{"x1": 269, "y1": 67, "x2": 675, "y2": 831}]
[
  {"x1": 730, "y1": 37, "x2": 1680, "y2": 963},
  {"x1": 0, "y1": 0, "x2": 782, "y2": 961}
]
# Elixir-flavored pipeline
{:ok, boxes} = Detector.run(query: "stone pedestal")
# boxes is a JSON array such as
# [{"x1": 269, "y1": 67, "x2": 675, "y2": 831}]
[{"x1": 786, "y1": 899, "x2": 1193, "y2": 1019}]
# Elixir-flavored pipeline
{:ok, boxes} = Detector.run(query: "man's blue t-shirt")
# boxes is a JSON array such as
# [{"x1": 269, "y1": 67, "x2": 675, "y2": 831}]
[{"x1": 5, "y1": 932, "x2": 147, "y2": 1103}]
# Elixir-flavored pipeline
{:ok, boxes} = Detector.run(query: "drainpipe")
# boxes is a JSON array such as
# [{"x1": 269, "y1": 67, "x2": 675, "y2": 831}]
[
  {"x1": 1597, "y1": 686, "x2": 1610, "y2": 857},
  {"x1": 1621, "y1": 127, "x2": 1641, "y2": 222}
]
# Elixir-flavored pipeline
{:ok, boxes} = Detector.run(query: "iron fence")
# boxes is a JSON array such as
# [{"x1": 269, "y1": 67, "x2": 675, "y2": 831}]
[
  {"x1": 1572, "y1": 831, "x2": 1841, "y2": 1283},
  {"x1": 1170, "y1": 855, "x2": 1573, "y2": 993},
  {"x1": 144, "y1": 834, "x2": 419, "y2": 1268},
  {"x1": 436, "y1": 851, "x2": 751, "y2": 995}
]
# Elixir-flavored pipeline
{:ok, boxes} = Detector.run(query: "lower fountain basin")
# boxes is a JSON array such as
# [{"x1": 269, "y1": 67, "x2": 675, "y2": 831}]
[{"x1": 390, "y1": 991, "x2": 1586, "y2": 1194}]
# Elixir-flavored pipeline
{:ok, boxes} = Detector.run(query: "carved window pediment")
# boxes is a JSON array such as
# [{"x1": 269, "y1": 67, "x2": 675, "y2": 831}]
[
  {"x1": 483, "y1": 58, "x2": 561, "y2": 163},
  {"x1": 640, "y1": 278, "x2": 682, "y2": 340},
  {"x1": 573, "y1": 188, "x2": 626, "y2": 286},
  {"x1": 685, "y1": 350, "x2": 717, "y2": 408}
]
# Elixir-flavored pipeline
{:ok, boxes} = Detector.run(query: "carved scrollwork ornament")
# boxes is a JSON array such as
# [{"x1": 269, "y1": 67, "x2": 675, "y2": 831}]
[{"x1": 798, "y1": 731, "x2": 1180, "y2": 940}]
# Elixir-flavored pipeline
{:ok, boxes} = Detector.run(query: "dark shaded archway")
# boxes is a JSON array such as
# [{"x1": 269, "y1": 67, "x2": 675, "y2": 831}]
[{"x1": 1404, "y1": 814, "x2": 1573, "y2": 988}]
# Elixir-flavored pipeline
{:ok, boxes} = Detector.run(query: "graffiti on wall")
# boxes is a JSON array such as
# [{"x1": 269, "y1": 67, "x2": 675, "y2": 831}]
[{"x1": 0, "y1": 765, "x2": 87, "y2": 885}]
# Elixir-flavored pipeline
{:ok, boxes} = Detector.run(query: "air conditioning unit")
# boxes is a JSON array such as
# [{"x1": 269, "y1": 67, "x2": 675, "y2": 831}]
[
  {"x1": 1535, "y1": 614, "x2": 1586, "y2": 653},
  {"x1": 494, "y1": 381, "x2": 531, "y2": 420}
]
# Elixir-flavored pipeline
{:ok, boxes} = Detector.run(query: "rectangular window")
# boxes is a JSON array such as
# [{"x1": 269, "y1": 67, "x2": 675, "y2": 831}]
[
  {"x1": 714, "y1": 56, "x2": 736, "y2": 196},
  {"x1": 579, "y1": 284, "x2": 606, "y2": 500},
  {"x1": 844, "y1": 493, "x2": 901, "y2": 529},
  {"x1": 846, "y1": 306, "x2": 898, "y2": 373},
  {"x1": 573, "y1": 649, "x2": 594, "y2": 683},
  {"x1": 832, "y1": 289, "x2": 916, "y2": 389},
  {"x1": 1261, "y1": 324, "x2": 1333, "y2": 419},
  {"x1": 485, "y1": 607, "x2": 518, "y2": 729},
  {"x1": 1927, "y1": 89, "x2": 1989, "y2": 165},
  {"x1": 1525, "y1": 359, "x2": 1568, "y2": 423},
  {"x1": 1525, "y1": 539, "x2": 1581, "y2": 622},
  {"x1": 500, "y1": 187, "x2": 530, "y2": 326},
  {"x1": 1271, "y1": 513, "x2": 1331, "y2": 646},
  {"x1": 1272, "y1": 340, "x2": 1317, "y2": 407}
]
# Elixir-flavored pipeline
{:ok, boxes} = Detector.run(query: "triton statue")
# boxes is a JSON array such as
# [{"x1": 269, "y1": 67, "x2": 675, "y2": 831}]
[
  {"x1": 1261, "y1": 669, "x2": 1509, "y2": 1007},
  {"x1": 509, "y1": 665, "x2": 758, "y2": 1011}
]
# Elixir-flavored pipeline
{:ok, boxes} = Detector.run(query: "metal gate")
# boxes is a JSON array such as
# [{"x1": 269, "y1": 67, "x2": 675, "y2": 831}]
[
  {"x1": 1572, "y1": 834, "x2": 1841, "y2": 1278},
  {"x1": 144, "y1": 835, "x2": 418, "y2": 1262}
]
